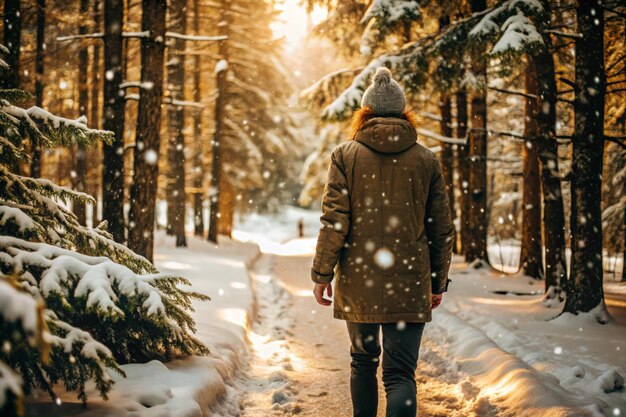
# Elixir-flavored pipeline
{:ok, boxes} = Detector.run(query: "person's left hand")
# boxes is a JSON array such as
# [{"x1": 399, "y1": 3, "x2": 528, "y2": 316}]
[
  {"x1": 431, "y1": 294, "x2": 443, "y2": 309},
  {"x1": 313, "y1": 283, "x2": 332, "y2": 306}
]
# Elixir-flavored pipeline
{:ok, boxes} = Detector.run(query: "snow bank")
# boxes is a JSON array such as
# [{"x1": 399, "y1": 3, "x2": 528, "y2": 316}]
[
  {"x1": 427, "y1": 258, "x2": 626, "y2": 417},
  {"x1": 26, "y1": 233, "x2": 261, "y2": 417}
]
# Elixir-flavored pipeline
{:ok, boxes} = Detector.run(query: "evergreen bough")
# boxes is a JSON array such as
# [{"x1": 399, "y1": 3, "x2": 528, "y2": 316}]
[{"x1": 0, "y1": 48, "x2": 209, "y2": 412}]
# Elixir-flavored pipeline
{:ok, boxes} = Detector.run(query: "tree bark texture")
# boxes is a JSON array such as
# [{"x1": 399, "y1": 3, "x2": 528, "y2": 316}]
[
  {"x1": 74, "y1": 0, "x2": 90, "y2": 226},
  {"x1": 165, "y1": 0, "x2": 188, "y2": 247},
  {"x1": 521, "y1": 62, "x2": 544, "y2": 280},
  {"x1": 456, "y1": 89, "x2": 470, "y2": 256},
  {"x1": 207, "y1": 0, "x2": 229, "y2": 244},
  {"x1": 128, "y1": 0, "x2": 166, "y2": 261},
  {"x1": 102, "y1": 0, "x2": 126, "y2": 242},
  {"x1": 563, "y1": 1, "x2": 606, "y2": 316},
  {"x1": 31, "y1": 0, "x2": 45, "y2": 178}
]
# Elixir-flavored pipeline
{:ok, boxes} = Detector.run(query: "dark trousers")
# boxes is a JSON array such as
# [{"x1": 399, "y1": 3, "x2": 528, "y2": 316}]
[{"x1": 347, "y1": 321, "x2": 425, "y2": 417}]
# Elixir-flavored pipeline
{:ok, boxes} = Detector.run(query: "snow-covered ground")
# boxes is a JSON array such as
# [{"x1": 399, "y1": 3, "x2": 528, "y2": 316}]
[
  {"x1": 429, "y1": 259, "x2": 626, "y2": 417},
  {"x1": 24, "y1": 206, "x2": 626, "y2": 417},
  {"x1": 26, "y1": 232, "x2": 260, "y2": 417}
]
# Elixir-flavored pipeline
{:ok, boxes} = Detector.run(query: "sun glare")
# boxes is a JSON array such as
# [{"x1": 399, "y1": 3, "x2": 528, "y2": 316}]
[{"x1": 271, "y1": 0, "x2": 328, "y2": 49}]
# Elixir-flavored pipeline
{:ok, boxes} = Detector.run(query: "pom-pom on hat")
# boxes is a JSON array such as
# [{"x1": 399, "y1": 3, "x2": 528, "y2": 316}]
[{"x1": 360, "y1": 67, "x2": 406, "y2": 116}]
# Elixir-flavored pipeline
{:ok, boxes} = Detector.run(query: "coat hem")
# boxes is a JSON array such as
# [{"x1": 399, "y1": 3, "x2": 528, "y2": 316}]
[{"x1": 333, "y1": 309, "x2": 431, "y2": 323}]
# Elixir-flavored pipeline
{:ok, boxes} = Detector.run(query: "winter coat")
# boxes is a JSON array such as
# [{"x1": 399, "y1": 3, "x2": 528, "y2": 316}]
[{"x1": 310, "y1": 116, "x2": 455, "y2": 323}]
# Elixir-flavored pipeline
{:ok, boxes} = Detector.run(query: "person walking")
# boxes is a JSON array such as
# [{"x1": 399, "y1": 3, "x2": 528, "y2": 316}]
[{"x1": 310, "y1": 67, "x2": 455, "y2": 417}]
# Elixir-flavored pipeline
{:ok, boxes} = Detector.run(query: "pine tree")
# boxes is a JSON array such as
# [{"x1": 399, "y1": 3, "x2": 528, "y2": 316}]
[
  {"x1": 191, "y1": 0, "x2": 204, "y2": 238},
  {"x1": 0, "y1": 52, "x2": 209, "y2": 404},
  {"x1": 0, "y1": 276, "x2": 47, "y2": 417},
  {"x1": 128, "y1": 0, "x2": 167, "y2": 261},
  {"x1": 102, "y1": 0, "x2": 126, "y2": 243},
  {"x1": 31, "y1": 0, "x2": 45, "y2": 178},
  {"x1": 165, "y1": 0, "x2": 188, "y2": 247},
  {"x1": 207, "y1": 0, "x2": 300, "y2": 242},
  {"x1": 521, "y1": 64, "x2": 543, "y2": 279},
  {"x1": 563, "y1": 0, "x2": 607, "y2": 320},
  {"x1": 73, "y1": 0, "x2": 91, "y2": 226}
]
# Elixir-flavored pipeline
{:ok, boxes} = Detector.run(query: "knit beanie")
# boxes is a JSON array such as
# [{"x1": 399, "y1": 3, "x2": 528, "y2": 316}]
[{"x1": 360, "y1": 67, "x2": 406, "y2": 116}]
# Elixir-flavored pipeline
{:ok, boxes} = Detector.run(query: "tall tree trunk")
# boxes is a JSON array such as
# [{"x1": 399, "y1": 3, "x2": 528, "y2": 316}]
[
  {"x1": 563, "y1": 1, "x2": 606, "y2": 317},
  {"x1": 456, "y1": 88, "x2": 470, "y2": 256},
  {"x1": 89, "y1": 0, "x2": 102, "y2": 225},
  {"x1": 520, "y1": 62, "x2": 544, "y2": 280},
  {"x1": 218, "y1": 176, "x2": 235, "y2": 238},
  {"x1": 192, "y1": 0, "x2": 204, "y2": 238},
  {"x1": 165, "y1": 0, "x2": 188, "y2": 247},
  {"x1": 622, "y1": 200, "x2": 626, "y2": 282},
  {"x1": 91, "y1": 0, "x2": 101, "y2": 130},
  {"x1": 31, "y1": 0, "x2": 45, "y2": 177},
  {"x1": 2, "y1": 0, "x2": 21, "y2": 89},
  {"x1": 128, "y1": 0, "x2": 166, "y2": 261},
  {"x1": 74, "y1": 0, "x2": 90, "y2": 226},
  {"x1": 532, "y1": 51, "x2": 568, "y2": 294},
  {"x1": 207, "y1": 0, "x2": 229, "y2": 244},
  {"x1": 466, "y1": 0, "x2": 488, "y2": 264},
  {"x1": 440, "y1": 94, "x2": 455, "y2": 243},
  {"x1": 102, "y1": 0, "x2": 126, "y2": 242}
]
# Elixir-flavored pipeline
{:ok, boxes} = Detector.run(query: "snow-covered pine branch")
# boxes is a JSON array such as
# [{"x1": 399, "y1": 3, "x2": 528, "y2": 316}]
[
  {"x1": 359, "y1": 0, "x2": 421, "y2": 56},
  {"x1": 0, "y1": 277, "x2": 46, "y2": 414},
  {"x1": 321, "y1": 55, "x2": 399, "y2": 120},
  {"x1": 468, "y1": 0, "x2": 545, "y2": 56},
  {"x1": 0, "y1": 235, "x2": 208, "y2": 363}
]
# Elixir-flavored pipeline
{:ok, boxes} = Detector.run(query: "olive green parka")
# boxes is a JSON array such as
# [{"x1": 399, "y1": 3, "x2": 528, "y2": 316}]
[{"x1": 311, "y1": 116, "x2": 455, "y2": 323}]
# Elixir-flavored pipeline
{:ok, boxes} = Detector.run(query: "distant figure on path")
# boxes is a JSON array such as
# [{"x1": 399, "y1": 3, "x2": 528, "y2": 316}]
[
  {"x1": 311, "y1": 67, "x2": 455, "y2": 417},
  {"x1": 298, "y1": 218, "x2": 305, "y2": 238}
]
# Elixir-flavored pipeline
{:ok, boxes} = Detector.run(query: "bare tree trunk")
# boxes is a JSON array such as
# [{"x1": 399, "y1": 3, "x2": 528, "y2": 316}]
[
  {"x1": 218, "y1": 176, "x2": 235, "y2": 238},
  {"x1": 440, "y1": 93, "x2": 455, "y2": 245},
  {"x1": 466, "y1": 0, "x2": 488, "y2": 264},
  {"x1": 192, "y1": 0, "x2": 204, "y2": 238},
  {"x1": 622, "y1": 200, "x2": 626, "y2": 282},
  {"x1": 89, "y1": 0, "x2": 102, "y2": 225},
  {"x1": 456, "y1": 88, "x2": 470, "y2": 256},
  {"x1": 102, "y1": 0, "x2": 126, "y2": 242},
  {"x1": 128, "y1": 0, "x2": 166, "y2": 261},
  {"x1": 533, "y1": 51, "x2": 568, "y2": 294},
  {"x1": 165, "y1": 0, "x2": 188, "y2": 247},
  {"x1": 520, "y1": 62, "x2": 544, "y2": 280},
  {"x1": 208, "y1": 0, "x2": 229, "y2": 244},
  {"x1": 74, "y1": 0, "x2": 90, "y2": 226},
  {"x1": 91, "y1": 0, "x2": 101, "y2": 130},
  {"x1": 563, "y1": 1, "x2": 606, "y2": 318},
  {"x1": 31, "y1": 0, "x2": 45, "y2": 177},
  {"x1": 2, "y1": 0, "x2": 21, "y2": 89}
]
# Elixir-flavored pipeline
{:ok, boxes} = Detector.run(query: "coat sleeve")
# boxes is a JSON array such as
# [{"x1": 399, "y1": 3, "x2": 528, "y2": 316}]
[
  {"x1": 425, "y1": 155, "x2": 455, "y2": 294},
  {"x1": 311, "y1": 146, "x2": 351, "y2": 284}
]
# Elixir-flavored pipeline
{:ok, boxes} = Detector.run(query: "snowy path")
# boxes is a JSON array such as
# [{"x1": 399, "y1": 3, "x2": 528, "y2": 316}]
[{"x1": 213, "y1": 244, "x2": 491, "y2": 417}]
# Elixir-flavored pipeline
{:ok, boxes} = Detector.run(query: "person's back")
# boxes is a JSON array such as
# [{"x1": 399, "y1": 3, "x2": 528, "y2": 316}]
[{"x1": 311, "y1": 67, "x2": 455, "y2": 417}]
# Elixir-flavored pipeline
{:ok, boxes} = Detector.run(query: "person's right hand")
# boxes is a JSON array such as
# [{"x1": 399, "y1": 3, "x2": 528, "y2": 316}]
[
  {"x1": 313, "y1": 283, "x2": 332, "y2": 306},
  {"x1": 431, "y1": 294, "x2": 443, "y2": 309}
]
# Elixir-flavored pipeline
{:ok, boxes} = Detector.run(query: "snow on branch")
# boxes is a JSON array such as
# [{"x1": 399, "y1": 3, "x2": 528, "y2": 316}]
[
  {"x1": 416, "y1": 128, "x2": 468, "y2": 145},
  {"x1": 56, "y1": 33, "x2": 104, "y2": 42},
  {"x1": 0, "y1": 237, "x2": 209, "y2": 359},
  {"x1": 165, "y1": 32, "x2": 227, "y2": 42},
  {"x1": 163, "y1": 97, "x2": 205, "y2": 109},
  {"x1": 122, "y1": 31, "x2": 150, "y2": 38},
  {"x1": 468, "y1": 0, "x2": 545, "y2": 56},
  {"x1": 321, "y1": 56, "x2": 398, "y2": 120},
  {"x1": 544, "y1": 29, "x2": 582, "y2": 39},
  {"x1": 120, "y1": 81, "x2": 154, "y2": 90}
]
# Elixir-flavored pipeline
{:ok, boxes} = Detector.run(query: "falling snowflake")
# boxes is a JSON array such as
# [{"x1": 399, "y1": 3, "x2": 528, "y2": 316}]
[
  {"x1": 374, "y1": 247, "x2": 394, "y2": 269},
  {"x1": 144, "y1": 149, "x2": 158, "y2": 165}
]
